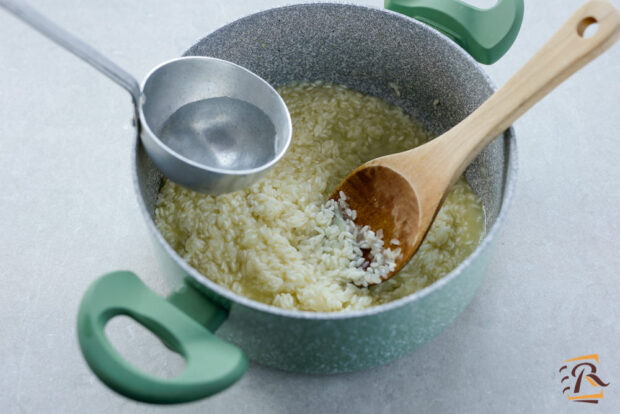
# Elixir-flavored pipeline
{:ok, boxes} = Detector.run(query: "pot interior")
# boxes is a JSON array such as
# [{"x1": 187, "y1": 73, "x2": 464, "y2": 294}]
[{"x1": 136, "y1": 3, "x2": 515, "y2": 291}]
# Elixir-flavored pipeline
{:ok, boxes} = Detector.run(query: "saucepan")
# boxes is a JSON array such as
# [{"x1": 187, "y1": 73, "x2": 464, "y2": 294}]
[{"x1": 77, "y1": 1, "x2": 523, "y2": 404}]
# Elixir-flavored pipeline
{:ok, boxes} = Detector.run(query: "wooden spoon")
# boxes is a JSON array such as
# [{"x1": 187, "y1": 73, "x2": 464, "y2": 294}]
[{"x1": 331, "y1": 0, "x2": 620, "y2": 284}]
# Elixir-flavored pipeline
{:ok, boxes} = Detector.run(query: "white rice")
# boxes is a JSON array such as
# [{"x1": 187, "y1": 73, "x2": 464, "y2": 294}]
[
  {"x1": 155, "y1": 82, "x2": 484, "y2": 312},
  {"x1": 323, "y1": 191, "x2": 401, "y2": 287}
]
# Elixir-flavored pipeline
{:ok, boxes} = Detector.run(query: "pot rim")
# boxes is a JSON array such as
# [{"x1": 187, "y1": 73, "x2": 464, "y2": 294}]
[{"x1": 131, "y1": 2, "x2": 518, "y2": 321}]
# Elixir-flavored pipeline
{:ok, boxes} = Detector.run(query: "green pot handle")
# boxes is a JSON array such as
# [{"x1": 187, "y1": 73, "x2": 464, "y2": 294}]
[
  {"x1": 77, "y1": 271, "x2": 248, "y2": 404},
  {"x1": 385, "y1": 0, "x2": 524, "y2": 64}
]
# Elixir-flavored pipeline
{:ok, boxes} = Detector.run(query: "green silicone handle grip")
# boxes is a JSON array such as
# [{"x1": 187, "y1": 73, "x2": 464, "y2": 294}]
[
  {"x1": 385, "y1": 0, "x2": 524, "y2": 64},
  {"x1": 77, "y1": 271, "x2": 248, "y2": 404}
]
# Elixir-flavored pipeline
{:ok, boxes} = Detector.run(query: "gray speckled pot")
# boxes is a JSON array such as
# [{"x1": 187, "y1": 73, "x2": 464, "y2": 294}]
[{"x1": 134, "y1": 3, "x2": 517, "y2": 374}]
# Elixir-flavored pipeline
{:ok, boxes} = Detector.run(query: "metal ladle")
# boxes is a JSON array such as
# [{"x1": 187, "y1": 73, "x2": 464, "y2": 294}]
[{"x1": 1, "y1": 0, "x2": 292, "y2": 194}]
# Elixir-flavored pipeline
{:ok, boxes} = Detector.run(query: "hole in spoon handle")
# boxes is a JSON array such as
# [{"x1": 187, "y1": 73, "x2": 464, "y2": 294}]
[{"x1": 578, "y1": 16, "x2": 599, "y2": 38}]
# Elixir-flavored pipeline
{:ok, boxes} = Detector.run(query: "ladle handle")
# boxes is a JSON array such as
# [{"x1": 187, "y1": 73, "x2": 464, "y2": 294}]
[
  {"x1": 438, "y1": 0, "x2": 620, "y2": 183},
  {"x1": 0, "y1": 0, "x2": 141, "y2": 106}
]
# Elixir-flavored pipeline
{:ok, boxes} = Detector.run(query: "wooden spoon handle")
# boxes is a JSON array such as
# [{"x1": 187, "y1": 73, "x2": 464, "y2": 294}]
[{"x1": 439, "y1": 0, "x2": 620, "y2": 183}]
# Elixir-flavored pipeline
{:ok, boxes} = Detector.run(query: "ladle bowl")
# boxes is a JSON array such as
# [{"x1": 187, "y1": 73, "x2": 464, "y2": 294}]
[{"x1": 140, "y1": 57, "x2": 292, "y2": 193}]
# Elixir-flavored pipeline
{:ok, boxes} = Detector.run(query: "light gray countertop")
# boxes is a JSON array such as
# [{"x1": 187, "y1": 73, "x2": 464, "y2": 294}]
[{"x1": 1, "y1": 0, "x2": 619, "y2": 412}]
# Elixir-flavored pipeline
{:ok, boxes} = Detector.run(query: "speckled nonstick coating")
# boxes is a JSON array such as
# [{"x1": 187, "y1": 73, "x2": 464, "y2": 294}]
[{"x1": 133, "y1": 3, "x2": 517, "y2": 373}]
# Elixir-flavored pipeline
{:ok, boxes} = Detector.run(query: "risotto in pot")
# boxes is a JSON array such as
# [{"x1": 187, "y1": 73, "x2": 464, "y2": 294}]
[{"x1": 155, "y1": 82, "x2": 484, "y2": 312}]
